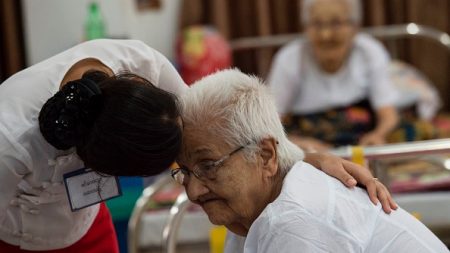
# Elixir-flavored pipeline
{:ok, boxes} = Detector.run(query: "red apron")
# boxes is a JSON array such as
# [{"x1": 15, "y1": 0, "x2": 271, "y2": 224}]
[{"x1": 0, "y1": 203, "x2": 119, "y2": 253}]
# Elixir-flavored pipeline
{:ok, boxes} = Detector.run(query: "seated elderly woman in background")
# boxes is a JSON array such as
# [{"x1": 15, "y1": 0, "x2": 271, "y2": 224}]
[
  {"x1": 268, "y1": 0, "x2": 399, "y2": 151},
  {"x1": 174, "y1": 69, "x2": 448, "y2": 253}
]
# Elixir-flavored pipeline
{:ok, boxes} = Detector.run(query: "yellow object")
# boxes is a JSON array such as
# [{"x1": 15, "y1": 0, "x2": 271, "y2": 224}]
[
  {"x1": 170, "y1": 162, "x2": 179, "y2": 170},
  {"x1": 210, "y1": 226, "x2": 227, "y2": 253},
  {"x1": 182, "y1": 27, "x2": 206, "y2": 61},
  {"x1": 411, "y1": 211, "x2": 422, "y2": 221},
  {"x1": 351, "y1": 146, "x2": 365, "y2": 166}
]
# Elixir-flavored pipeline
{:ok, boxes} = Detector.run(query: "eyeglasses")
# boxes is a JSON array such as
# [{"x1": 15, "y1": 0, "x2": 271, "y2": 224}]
[
  {"x1": 308, "y1": 19, "x2": 353, "y2": 31},
  {"x1": 171, "y1": 145, "x2": 247, "y2": 185}
]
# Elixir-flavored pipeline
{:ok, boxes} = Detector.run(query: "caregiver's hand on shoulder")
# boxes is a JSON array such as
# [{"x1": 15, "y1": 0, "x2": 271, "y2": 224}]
[{"x1": 303, "y1": 152, "x2": 398, "y2": 214}]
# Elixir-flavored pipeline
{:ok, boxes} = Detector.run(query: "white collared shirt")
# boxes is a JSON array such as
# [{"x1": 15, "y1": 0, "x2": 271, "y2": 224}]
[
  {"x1": 225, "y1": 161, "x2": 449, "y2": 253},
  {"x1": 0, "y1": 39, "x2": 187, "y2": 250}
]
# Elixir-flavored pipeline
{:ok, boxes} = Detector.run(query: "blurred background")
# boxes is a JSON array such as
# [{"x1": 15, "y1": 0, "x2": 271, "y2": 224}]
[
  {"x1": 1, "y1": 1, "x2": 450, "y2": 253},
  {"x1": 1, "y1": 0, "x2": 449, "y2": 105}
]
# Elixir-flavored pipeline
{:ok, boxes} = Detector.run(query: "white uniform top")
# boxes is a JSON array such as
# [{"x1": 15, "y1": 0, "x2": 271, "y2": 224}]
[
  {"x1": 268, "y1": 33, "x2": 399, "y2": 115},
  {"x1": 0, "y1": 39, "x2": 187, "y2": 250},
  {"x1": 225, "y1": 161, "x2": 449, "y2": 253}
]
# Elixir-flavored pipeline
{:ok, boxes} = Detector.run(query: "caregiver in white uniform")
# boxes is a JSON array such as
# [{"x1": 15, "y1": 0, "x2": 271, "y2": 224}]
[{"x1": 0, "y1": 39, "x2": 187, "y2": 252}]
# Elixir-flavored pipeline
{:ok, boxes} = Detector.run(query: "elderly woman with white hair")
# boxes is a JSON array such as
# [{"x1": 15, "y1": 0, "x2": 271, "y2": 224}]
[
  {"x1": 174, "y1": 69, "x2": 448, "y2": 253},
  {"x1": 269, "y1": 0, "x2": 400, "y2": 151}
]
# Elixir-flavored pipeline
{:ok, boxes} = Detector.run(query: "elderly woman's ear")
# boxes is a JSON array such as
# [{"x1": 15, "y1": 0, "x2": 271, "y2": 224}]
[{"x1": 259, "y1": 137, "x2": 279, "y2": 177}]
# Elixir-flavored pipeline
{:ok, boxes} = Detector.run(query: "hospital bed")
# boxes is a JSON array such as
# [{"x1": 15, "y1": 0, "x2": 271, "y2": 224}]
[{"x1": 128, "y1": 23, "x2": 450, "y2": 253}]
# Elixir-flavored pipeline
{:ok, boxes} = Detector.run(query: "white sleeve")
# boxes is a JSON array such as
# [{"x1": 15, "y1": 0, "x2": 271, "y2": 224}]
[
  {"x1": 0, "y1": 124, "x2": 31, "y2": 207},
  {"x1": 365, "y1": 39, "x2": 399, "y2": 109},
  {"x1": 87, "y1": 40, "x2": 189, "y2": 97},
  {"x1": 267, "y1": 48, "x2": 300, "y2": 115},
  {"x1": 157, "y1": 55, "x2": 189, "y2": 97}
]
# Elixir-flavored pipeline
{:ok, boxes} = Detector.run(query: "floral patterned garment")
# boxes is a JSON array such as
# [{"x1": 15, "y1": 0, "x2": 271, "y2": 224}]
[{"x1": 284, "y1": 99, "x2": 375, "y2": 146}]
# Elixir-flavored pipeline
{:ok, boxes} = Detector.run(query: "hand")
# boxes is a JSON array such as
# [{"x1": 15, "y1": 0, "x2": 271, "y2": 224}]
[
  {"x1": 303, "y1": 152, "x2": 398, "y2": 214},
  {"x1": 359, "y1": 131, "x2": 386, "y2": 146},
  {"x1": 289, "y1": 135, "x2": 332, "y2": 152}
]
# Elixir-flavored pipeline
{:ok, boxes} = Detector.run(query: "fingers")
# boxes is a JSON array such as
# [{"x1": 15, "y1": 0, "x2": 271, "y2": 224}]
[
  {"x1": 338, "y1": 159, "x2": 398, "y2": 214},
  {"x1": 358, "y1": 138, "x2": 370, "y2": 146},
  {"x1": 358, "y1": 134, "x2": 371, "y2": 146},
  {"x1": 389, "y1": 195, "x2": 399, "y2": 210},
  {"x1": 365, "y1": 178, "x2": 379, "y2": 206},
  {"x1": 338, "y1": 173, "x2": 357, "y2": 188},
  {"x1": 369, "y1": 178, "x2": 398, "y2": 214},
  {"x1": 346, "y1": 178, "x2": 357, "y2": 187},
  {"x1": 359, "y1": 136, "x2": 385, "y2": 146},
  {"x1": 316, "y1": 155, "x2": 358, "y2": 188},
  {"x1": 328, "y1": 164, "x2": 357, "y2": 188},
  {"x1": 376, "y1": 182, "x2": 391, "y2": 214},
  {"x1": 340, "y1": 160, "x2": 372, "y2": 188},
  {"x1": 384, "y1": 183, "x2": 398, "y2": 210}
]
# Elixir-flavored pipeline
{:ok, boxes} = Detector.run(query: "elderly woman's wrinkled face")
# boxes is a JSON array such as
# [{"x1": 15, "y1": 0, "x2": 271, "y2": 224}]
[
  {"x1": 305, "y1": 0, "x2": 357, "y2": 73},
  {"x1": 177, "y1": 126, "x2": 272, "y2": 230}
]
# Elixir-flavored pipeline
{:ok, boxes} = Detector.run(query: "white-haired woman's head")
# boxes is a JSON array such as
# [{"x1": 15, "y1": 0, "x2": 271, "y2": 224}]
[
  {"x1": 301, "y1": 0, "x2": 360, "y2": 73},
  {"x1": 180, "y1": 68, "x2": 304, "y2": 173}
]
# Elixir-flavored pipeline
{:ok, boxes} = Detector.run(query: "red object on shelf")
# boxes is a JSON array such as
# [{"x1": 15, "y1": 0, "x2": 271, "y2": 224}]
[{"x1": 177, "y1": 25, "x2": 232, "y2": 85}]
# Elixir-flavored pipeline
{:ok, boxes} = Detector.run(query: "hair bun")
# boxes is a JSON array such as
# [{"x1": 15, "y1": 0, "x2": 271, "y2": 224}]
[{"x1": 39, "y1": 78, "x2": 103, "y2": 150}]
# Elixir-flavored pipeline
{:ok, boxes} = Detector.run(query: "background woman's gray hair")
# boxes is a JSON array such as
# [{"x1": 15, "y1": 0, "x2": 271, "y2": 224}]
[
  {"x1": 180, "y1": 68, "x2": 304, "y2": 173},
  {"x1": 301, "y1": 0, "x2": 362, "y2": 25}
]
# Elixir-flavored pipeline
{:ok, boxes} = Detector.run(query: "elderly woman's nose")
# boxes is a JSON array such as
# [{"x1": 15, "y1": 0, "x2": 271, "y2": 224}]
[
  {"x1": 185, "y1": 176, "x2": 210, "y2": 201},
  {"x1": 318, "y1": 28, "x2": 333, "y2": 40}
]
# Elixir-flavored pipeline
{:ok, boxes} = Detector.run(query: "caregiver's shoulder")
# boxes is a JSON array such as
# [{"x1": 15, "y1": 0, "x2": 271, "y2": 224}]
[{"x1": 79, "y1": 38, "x2": 149, "y2": 48}]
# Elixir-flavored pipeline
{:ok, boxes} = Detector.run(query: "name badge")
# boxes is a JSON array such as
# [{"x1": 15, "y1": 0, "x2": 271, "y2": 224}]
[{"x1": 63, "y1": 168, "x2": 122, "y2": 211}]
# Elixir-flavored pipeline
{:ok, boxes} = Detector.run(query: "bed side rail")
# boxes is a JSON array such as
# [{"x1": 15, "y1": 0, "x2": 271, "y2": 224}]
[{"x1": 229, "y1": 23, "x2": 450, "y2": 53}]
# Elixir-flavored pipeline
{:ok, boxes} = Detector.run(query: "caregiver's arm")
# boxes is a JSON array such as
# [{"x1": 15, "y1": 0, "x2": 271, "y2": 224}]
[{"x1": 304, "y1": 152, "x2": 398, "y2": 213}]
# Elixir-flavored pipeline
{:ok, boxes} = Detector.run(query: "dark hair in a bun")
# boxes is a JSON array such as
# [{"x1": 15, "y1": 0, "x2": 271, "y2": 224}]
[
  {"x1": 39, "y1": 71, "x2": 182, "y2": 177},
  {"x1": 39, "y1": 75, "x2": 104, "y2": 150}
]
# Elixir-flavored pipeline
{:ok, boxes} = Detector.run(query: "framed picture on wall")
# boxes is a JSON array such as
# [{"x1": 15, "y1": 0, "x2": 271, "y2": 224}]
[{"x1": 136, "y1": 0, "x2": 161, "y2": 10}]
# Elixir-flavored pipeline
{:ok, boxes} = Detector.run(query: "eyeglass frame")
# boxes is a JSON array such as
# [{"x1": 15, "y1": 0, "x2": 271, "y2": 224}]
[
  {"x1": 171, "y1": 144, "x2": 248, "y2": 185},
  {"x1": 307, "y1": 18, "x2": 354, "y2": 31}
]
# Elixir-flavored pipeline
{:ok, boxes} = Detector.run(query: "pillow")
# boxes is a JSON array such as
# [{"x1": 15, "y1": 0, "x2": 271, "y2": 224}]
[{"x1": 389, "y1": 60, "x2": 442, "y2": 120}]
